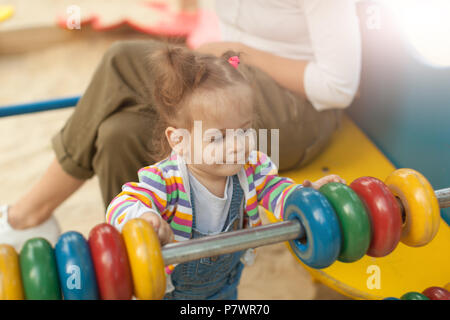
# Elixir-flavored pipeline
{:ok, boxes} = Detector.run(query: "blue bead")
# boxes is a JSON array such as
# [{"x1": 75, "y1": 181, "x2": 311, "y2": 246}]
[
  {"x1": 283, "y1": 187, "x2": 341, "y2": 269},
  {"x1": 55, "y1": 231, "x2": 99, "y2": 300},
  {"x1": 384, "y1": 297, "x2": 400, "y2": 300}
]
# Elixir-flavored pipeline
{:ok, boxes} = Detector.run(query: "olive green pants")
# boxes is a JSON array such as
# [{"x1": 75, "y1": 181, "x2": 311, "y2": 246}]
[{"x1": 51, "y1": 40, "x2": 342, "y2": 209}]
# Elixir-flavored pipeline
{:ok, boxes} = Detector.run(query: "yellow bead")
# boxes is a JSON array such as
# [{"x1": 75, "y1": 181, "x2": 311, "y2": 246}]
[
  {"x1": 122, "y1": 219, "x2": 166, "y2": 300},
  {"x1": 0, "y1": 244, "x2": 24, "y2": 300},
  {"x1": 385, "y1": 169, "x2": 440, "y2": 247},
  {"x1": 445, "y1": 283, "x2": 450, "y2": 292}
]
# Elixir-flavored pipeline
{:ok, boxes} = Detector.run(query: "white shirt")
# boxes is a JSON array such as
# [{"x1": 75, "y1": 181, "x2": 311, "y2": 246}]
[
  {"x1": 187, "y1": 170, "x2": 254, "y2": 266},
  {"x1": 188, "y1": 171, "x2": 233, "y2": 235},
  {"x1": 215, "y1": 0, "x2": 361, "y2": 111}
]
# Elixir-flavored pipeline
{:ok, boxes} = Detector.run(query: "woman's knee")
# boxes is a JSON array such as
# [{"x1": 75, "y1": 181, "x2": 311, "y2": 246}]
[
  {"x1": 94, "y1": 111, "x2": 155, "y2": 168},
  {"x1": 99, "y1": 39, "x2": 165, "y2": 101},
  {"x1": 297, "y1": 109, "x2": 342, "y2": 167},
  {"x1": 97, "y1": 112, "x2": 146, "y2": 151},
  {"x1": 277, "y1": 109, "x2": 342, "y2": 171},
  {"x1": 102, "y1": 39, "x2": 161, "y2": 65}
]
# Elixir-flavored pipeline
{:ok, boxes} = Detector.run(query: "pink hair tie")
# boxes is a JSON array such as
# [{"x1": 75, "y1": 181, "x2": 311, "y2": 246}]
[{"x1": 228, "y1": 56, "x2": 240, "y2": 69}]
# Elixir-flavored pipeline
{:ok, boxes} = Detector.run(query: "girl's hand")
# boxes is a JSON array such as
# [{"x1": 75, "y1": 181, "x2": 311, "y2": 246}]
[
  {"x1": 140, "y1": 212, "x2": 174, "y2": 246},
  {"x1": 302, "y1": 174, "x2": 346, "y2": 190}
]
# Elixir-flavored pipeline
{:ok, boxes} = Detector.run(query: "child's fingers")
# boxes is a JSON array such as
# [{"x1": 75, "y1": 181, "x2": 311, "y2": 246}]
[
  {"x1": 159, "y1": 221, "x2": 174, "y2": 246},
  {"x1": 140, "y1": 212, "x2": 173, "y2": 245},
  {"x1": 302, "y1": 179, "x2": 313, "y2": 187},
  {"x1": 327, "y1": 175, "x2": 347, "y2": 185},
  {"x1": 334, "y1": 175, "x2": 347, "y2": 185},
  {"x1": 141, "y1": 212, "x2": 161, "y2": 232}
]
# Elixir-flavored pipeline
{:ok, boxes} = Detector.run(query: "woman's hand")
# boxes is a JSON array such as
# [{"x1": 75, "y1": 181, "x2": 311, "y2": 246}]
[
  {"x1": 140, "y1": 212, "x2": 174, "y2": 246},
  {"x1": 196, "y1": 41, "x2": 308, "y2": 98},
  {"x1": 302, "y1": 174, "x2": 346, "y2": 190}
]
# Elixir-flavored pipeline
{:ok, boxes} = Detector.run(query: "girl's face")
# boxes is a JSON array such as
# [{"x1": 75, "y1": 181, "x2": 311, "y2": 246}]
[{"x1": 171, "y1": 86, "x2": 256, "y2": 178}]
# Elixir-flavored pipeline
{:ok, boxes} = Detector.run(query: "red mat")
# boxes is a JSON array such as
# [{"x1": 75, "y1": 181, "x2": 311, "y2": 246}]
[{"x1": 57, "y1": 0, "x2": 221, "y2": 48}]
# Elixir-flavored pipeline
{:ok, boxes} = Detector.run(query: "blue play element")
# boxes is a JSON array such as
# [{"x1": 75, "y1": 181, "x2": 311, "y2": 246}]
[
  {"x1": 441, "y1": 210, "x2": 450, "y2": 226},
  {"x1": 284, "y1": 186, "x2": 341, "y2": 269},
  {"x1": 349, "y1": 1, "x2": 450, "y2": 225},
  {"x1": 384, "y1": 297, "x2": 400, "y2": 300},
  {"x1": 54, "y1": 231, "x2": 99, "y2": 300},
  {"x1": 0, "y1": 96, "x2": 80, "y2": 117}
]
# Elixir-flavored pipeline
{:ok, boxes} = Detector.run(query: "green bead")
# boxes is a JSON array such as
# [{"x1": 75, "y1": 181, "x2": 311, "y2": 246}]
[
  {"x1": 401, "y1": 292, "x2": 430, "y2": 300},
  {"x1": 319, "y1": 182, "x2": 372, "y2": 262},
  {"x1": 20, "y1": 238, "x2": 61, "y2": 300}
]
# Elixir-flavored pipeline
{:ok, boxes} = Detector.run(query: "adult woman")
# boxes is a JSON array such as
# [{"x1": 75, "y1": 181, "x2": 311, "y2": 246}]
[{"x1": 0, "y1": 0, "x2": 361, "y2": 249}]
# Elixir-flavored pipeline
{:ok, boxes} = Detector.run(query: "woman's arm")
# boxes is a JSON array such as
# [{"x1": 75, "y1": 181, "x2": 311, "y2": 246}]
[
  {"x1": 239, "y1": 43, "x2": 309, "y2": 97},
  {"x1": 195, "y1": 42, "x2": 309, "y2": 98},
  {"x1": 299, "y1": 0, "x2": 361, "y2": 111},
  {"x1": 196, "y1": 0, "x2": 361, "y2": 110}
]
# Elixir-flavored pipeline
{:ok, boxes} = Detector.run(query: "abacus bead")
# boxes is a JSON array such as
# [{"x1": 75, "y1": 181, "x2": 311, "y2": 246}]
[
  {"x1": 20, "y1": 238, "x2": 61, "y2": 300},
  {"x1": 88, "y1": 223, "x2": 133, "y2": 300},
  {"x1": 401, "y1": 292, "x2": 430, "y2": 300},
  {"x1": 422, "y1": 287, "x2": 450, "y2": 300},
  {"x1": 319, "y1": 182, "x2": 371, "y2": 262},
  {"x1": 55, "y1": 232, "x2": 99, "y2": 300},
  {"x1": 350, "y1": 177, "x2": 402, "y2": 257},
  {"x1": 283, "y1": 187, "x2": 341, "y2": 269}
]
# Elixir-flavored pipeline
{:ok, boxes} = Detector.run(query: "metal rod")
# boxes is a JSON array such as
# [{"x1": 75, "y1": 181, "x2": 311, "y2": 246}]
[
  {"x1": 162, "y1": 219, "x2": 304, "y2": 266},
  {"x1": 162, "y1": 187, "x2": 449, "y2": 266},
  {"x1": 436, "y1": 188, "x2": 450, "y2": 208}
]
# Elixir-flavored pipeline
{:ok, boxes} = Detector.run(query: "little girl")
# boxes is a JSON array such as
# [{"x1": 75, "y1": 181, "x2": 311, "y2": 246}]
[{"x1": 105, "y1": 45, "x2": 345, "y2": 300}]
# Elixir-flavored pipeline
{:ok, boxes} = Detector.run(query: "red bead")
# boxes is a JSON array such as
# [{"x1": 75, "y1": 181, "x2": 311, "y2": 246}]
[
  {"x1": 88, "y1": 223, "x2": 133, "y2": 300},
  {"x1": 422, "y1": 287, "x2": 450, "y2": 300},
  {"x1": 350, "y1": 177, "x2": 403, "y2": 257}
]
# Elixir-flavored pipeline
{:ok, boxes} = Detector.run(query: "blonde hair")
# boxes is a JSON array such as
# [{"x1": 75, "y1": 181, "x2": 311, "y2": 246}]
[{"x1": 146, "y1": 44, "x2": 255, "y2": 162}]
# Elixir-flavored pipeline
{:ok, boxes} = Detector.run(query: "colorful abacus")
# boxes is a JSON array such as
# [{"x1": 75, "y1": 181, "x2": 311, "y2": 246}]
[
  {"x1": 384, "y1": 285, "x2": 450, "y2": 300},
  {"x1": 0, "y1": 168, "x2": 449, "y2": 300}
]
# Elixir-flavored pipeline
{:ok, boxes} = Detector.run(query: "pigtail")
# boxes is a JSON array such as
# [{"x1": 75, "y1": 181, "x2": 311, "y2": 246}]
[
  {"x1": 221, "y1": 50, "x2": 240, "y2": 62},
  {"x1": 149, "y1": 46, "x2": 209, "y2": 111},
  {"x1": 220, "y1": 50, "x2": 251, "y2": 83}
]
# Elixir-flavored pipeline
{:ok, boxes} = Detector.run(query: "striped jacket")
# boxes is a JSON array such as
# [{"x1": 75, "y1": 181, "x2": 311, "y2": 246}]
[{"x1": 106, "y1": 150, "x2": 301, "y2": 242}]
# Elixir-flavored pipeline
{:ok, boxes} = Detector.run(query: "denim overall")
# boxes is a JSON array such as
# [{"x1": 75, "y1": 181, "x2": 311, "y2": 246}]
[{"x1": 163, "y1": 174, "x2": 246, "y2": 300}]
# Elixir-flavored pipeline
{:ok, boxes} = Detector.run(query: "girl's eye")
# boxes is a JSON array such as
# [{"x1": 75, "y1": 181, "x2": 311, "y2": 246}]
[
  {"x1": 240, "y1": 128, "x2": 250, "y2": 136},
  {"x1": 210, "y1": 135, "x2": 224, "y2": 143},
  {"x1": 207, "y1": 128, "x2": 251, "y2": 142}
]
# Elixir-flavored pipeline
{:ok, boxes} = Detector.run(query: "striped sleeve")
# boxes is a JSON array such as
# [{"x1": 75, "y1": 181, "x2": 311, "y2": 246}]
[
  {"x1": 105, "y1": 166, "x2": 169, "y2": 231},
  {"x1": 252, "y1": 151, "x2": 301, "y2": 220}
]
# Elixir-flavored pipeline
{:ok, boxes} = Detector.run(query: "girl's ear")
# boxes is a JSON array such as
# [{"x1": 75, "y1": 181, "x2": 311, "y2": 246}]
[
  {"x1": 165, "y1": 127, "x2": 189, "y2": 156},
  {"x1": 165, "y1": 126, "x2": 180, "y2": 149}
]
